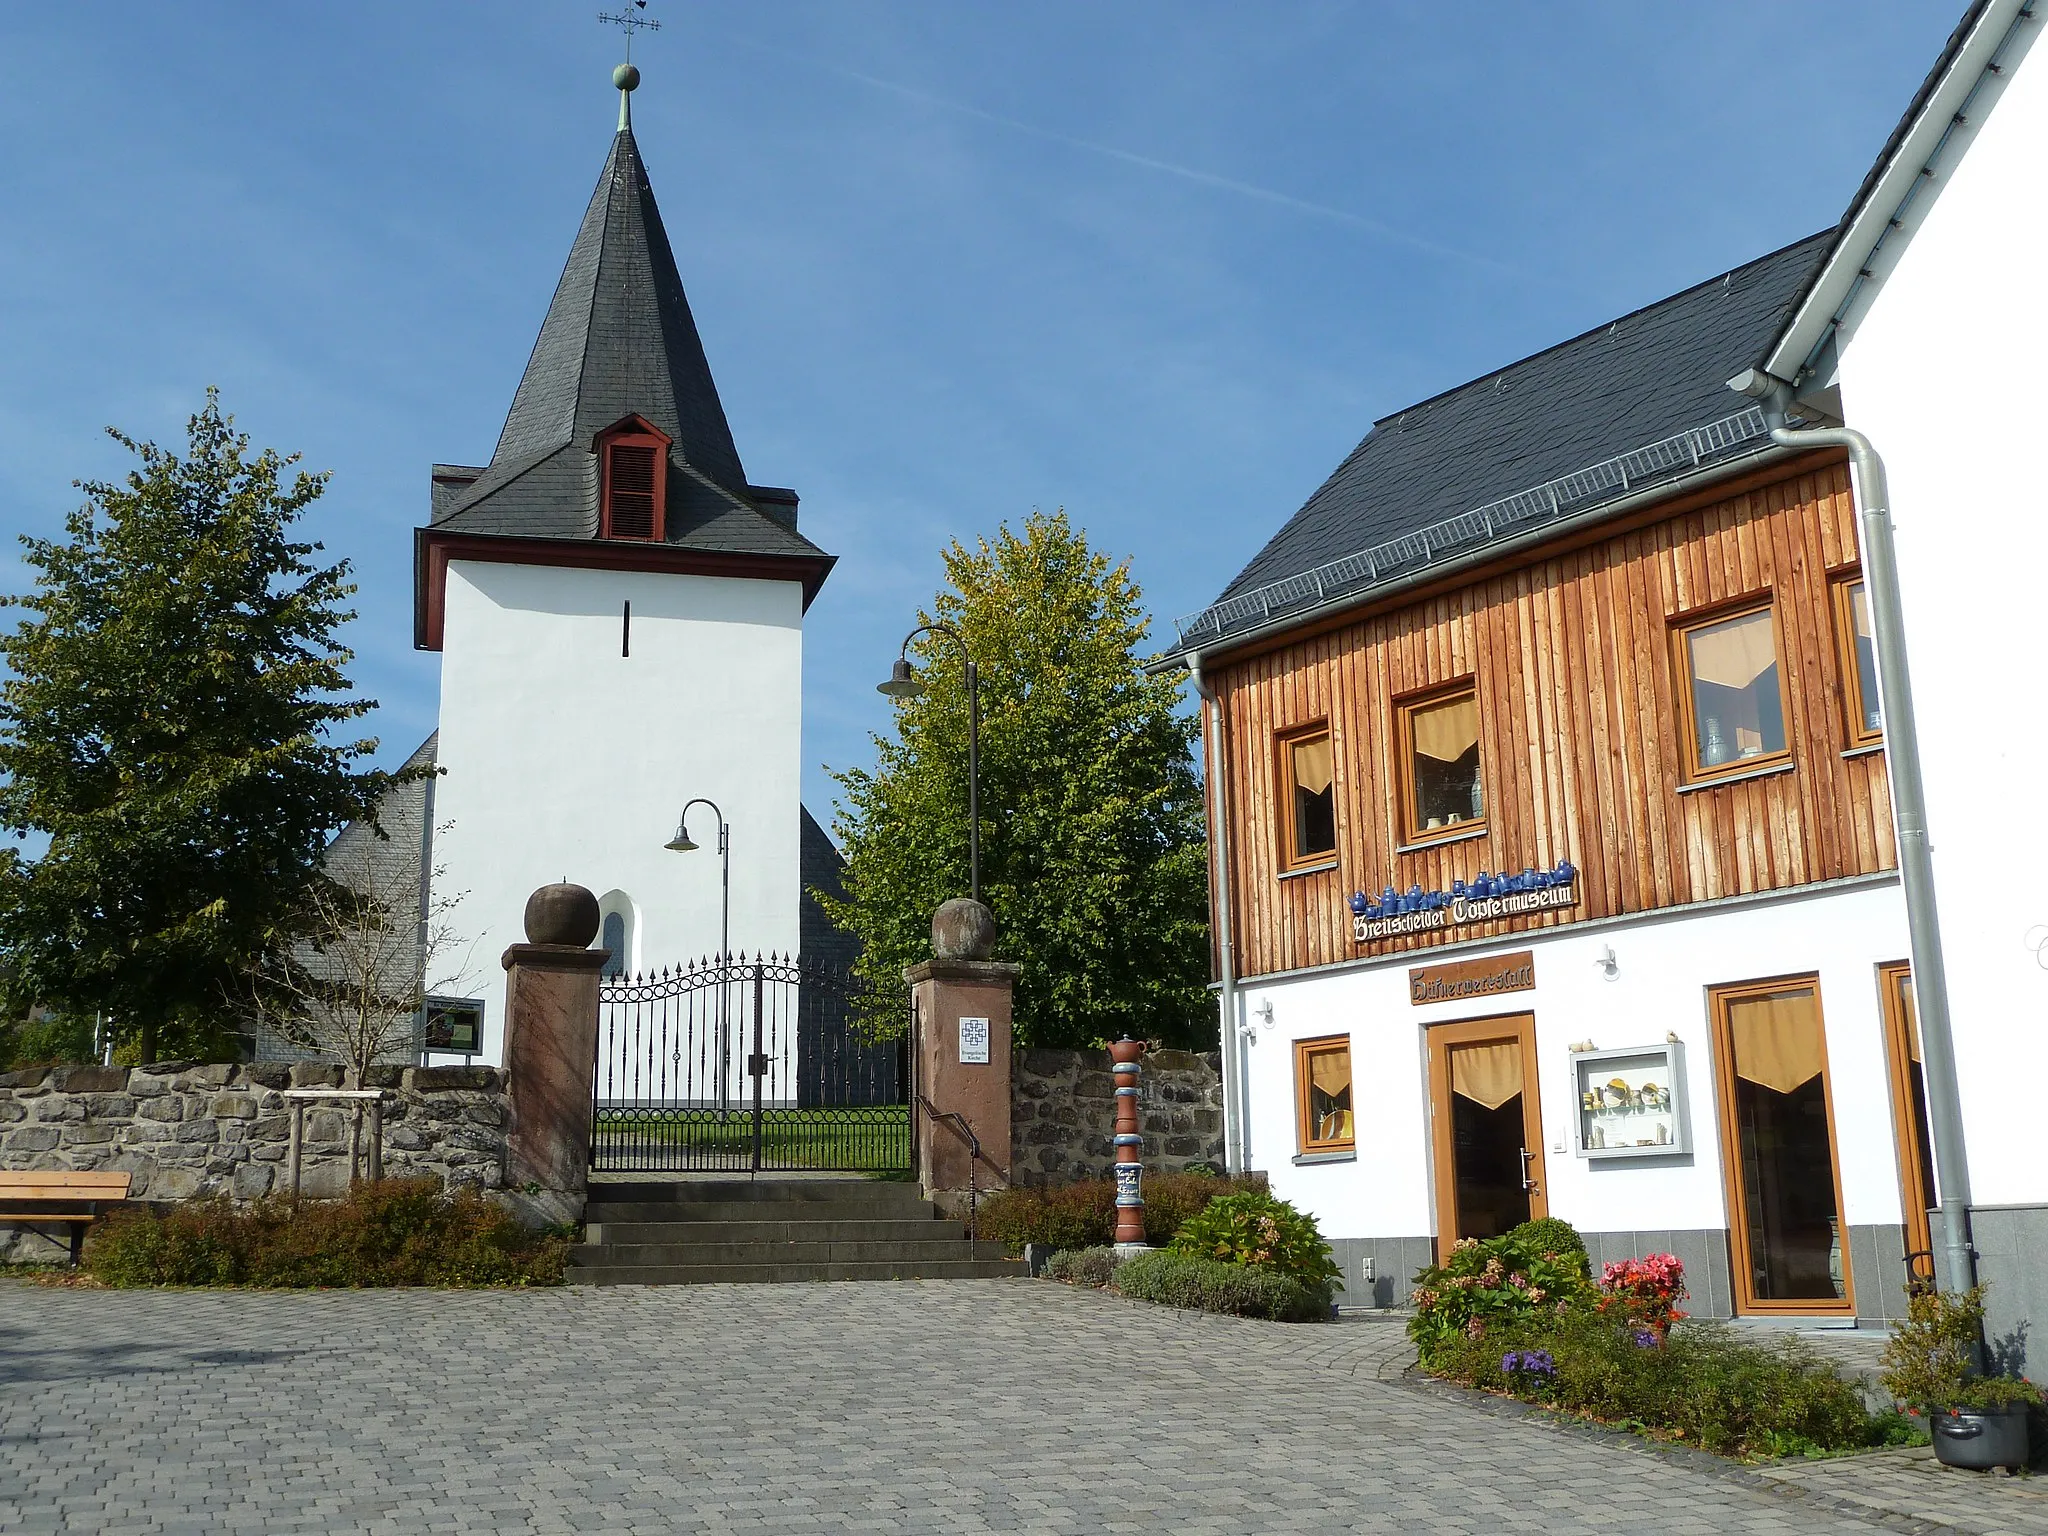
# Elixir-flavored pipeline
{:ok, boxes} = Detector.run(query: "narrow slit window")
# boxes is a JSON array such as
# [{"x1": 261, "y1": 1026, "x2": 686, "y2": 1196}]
[
  {"x1": 1832, "y1": 577, "x2": 1881, "y2": 747},
  {"x1": 1278, "y1": 727, "x2": 1337, "y2": 870},
  {"x1": 1677, "y1": 604, "x2": 1788, "y2": 779},
  {"x1": 1399, "y1": 684, "x2": 1483, "y2": 842},
  {"x1": 1295, "y1": 1036, "x2": 1354, "y2": 1152}
]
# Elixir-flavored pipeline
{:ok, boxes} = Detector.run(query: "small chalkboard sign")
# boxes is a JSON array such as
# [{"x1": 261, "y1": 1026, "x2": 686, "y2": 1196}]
[
  {"x1": 422, "y1": 996, "x2": 485, "y2": 1056},
  {"x1": 958, "y1": 1016, "x2": 991, "y2": 1064}
]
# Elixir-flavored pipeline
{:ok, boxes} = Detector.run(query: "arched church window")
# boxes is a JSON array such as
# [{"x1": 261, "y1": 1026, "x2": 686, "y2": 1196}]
[
  {"x1": 599, "y1": 417, "x2": 669, "y2": 541},
  {"x1": 601, "y1": 911, "x2": 626, "y2": 977}
]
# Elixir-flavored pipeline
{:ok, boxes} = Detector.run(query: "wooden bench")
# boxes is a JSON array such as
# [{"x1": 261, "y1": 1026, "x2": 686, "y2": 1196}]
[{"x1": 0, "y1": 1170, "x2": 133, "y2": 1266}]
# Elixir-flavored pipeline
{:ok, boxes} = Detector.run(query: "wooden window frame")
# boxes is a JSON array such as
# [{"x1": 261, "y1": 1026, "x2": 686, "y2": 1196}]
[
  {"x1": 1706, "y1": 974, "x2": 1857, "y2": 1317},
  {"x1": 1274, "y1": 722, "x2": 1339, "y2": 874},
  {"x1": 1877, "y1": 960, "x2": 1937, "y2": 1288},
  {"x1": 598, "y1": 415, "x2": 671, "y2": 542},
  {"x1": 1830, "y1": 572, "x2": 1883, "y2": 750},
  {"x1": 1394, "y1": 679, "x2": 1485, "y2": 847},
  {"x1": 1670, "y1": 597, "x2": 1794, "y2": 786},
  {"x1": 1293, "y1": 1034, "x2": 1355, "y2": 1154},
  {"x1": 1426, "y1": 1013, "x2": 1545, "y2": 1251}
]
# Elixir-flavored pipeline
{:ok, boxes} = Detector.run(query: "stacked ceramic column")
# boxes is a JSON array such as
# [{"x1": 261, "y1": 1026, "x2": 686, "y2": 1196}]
[{"x1": 1110, "y1": 1037, "x2": 1146, "y2": 1254}]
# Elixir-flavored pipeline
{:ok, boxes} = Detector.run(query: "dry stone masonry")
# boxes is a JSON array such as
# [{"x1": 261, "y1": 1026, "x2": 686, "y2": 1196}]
[
  {"x1": 1011, "y1": 1047, "x2": 1224, "y2": 1186},
  {"x1": 0, "y1": 1061, "x2": 508, "y2": 1263}
]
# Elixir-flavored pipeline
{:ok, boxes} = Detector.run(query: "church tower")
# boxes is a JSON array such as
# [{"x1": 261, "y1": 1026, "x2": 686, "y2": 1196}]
[{"x1": 414, "y1": 65, "x2": 834, "y2": 1060}]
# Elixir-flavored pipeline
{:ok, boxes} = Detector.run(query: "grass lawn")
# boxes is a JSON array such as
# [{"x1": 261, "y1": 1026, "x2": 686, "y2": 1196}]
[{"x1": 593, "y1": 1104, "x2": 910, "y2": 1172}]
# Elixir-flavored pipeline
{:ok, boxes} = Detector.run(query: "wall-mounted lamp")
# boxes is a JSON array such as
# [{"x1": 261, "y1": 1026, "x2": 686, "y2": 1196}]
[
  {"x1": 1594, "y1": 944, "x2": 1618, "y2": 980},
  {"x1": 1239, "y1": 997, "x2": 1275, "y2": 1044}
]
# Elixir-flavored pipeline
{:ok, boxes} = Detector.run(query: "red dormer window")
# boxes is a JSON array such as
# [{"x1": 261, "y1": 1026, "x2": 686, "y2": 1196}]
[{"x1": 598, "y1": 417, "x2": 669, "y2": 540}]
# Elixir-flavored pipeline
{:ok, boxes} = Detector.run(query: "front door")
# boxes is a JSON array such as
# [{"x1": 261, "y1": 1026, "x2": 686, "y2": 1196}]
[
  {"x1": 1709, "y1": 976, "x2": 1856, "y2": 1315},
  {"x1": 1428, "y1": 1014, "x2": 1546, "y2": 1246},
  {"x1": 1878, "y1": 961, "x2": 1939, "y2": 1289}
]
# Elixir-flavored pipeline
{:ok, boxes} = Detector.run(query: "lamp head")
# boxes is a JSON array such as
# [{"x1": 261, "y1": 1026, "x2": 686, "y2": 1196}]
[
  {"x1": 664, "y1": 822, "x2": 699, "y2": 854},
  {"x1": 877, "y1": 656, "x2": 923, "y2": 698}
]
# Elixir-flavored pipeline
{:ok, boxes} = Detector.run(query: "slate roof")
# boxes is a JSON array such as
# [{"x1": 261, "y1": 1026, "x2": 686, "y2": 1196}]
[
  {"x1": 429, "y1": 123, "x2": 829, "y2": 568},
  {"x1": 1187, "y1": 231, "x2": 1835, "y2": 647}
]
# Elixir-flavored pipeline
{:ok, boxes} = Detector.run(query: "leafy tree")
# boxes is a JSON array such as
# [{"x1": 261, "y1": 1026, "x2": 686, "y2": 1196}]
[
  {"x1": 0, "y1": 391, "x2": 398, "y2": 1061},
  {"x1": 821, "y1": 509, "x2": 1211, "y2": 1048}
]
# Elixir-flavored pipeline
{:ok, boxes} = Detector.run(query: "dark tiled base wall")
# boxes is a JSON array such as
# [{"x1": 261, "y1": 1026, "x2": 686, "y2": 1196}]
[
  {"x1": 1968, "y1": 1206, "x2": 2048, "y2": 1380},
  {"x1": 1329, "y1": 1224, "x2": 1915, "y2": 1324}
]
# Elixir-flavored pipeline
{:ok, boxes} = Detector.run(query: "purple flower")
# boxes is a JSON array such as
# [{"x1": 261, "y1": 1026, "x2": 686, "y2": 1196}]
[
  {"x1": 1631, "y1": 1329, "x2": 1657, "y2": 1348},
  {"x1": 1502, "y1": 1349, "x2": 1556, "y2": 1379}
]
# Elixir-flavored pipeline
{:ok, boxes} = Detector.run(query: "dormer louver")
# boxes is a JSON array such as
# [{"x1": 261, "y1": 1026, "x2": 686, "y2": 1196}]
[{"x1": 599, "y1": 416, "x2": 669, "y2": 540}]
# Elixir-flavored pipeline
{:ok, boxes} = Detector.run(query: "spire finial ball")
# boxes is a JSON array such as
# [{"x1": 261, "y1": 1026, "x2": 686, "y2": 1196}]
[{"x1": 614, "y1": 62, "x2": 641, "y2": 92}]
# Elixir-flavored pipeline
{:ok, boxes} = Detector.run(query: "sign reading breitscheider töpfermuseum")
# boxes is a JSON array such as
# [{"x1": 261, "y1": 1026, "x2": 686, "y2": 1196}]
[{"x1": 1352, "y1": 861, "x2": 1580, "y2": 943}]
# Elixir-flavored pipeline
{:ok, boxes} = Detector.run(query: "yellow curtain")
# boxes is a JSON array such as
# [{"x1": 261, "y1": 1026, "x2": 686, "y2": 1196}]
[
  {"x1": 1728, "y1": 988, "x2": 1825, "y2": 1094},
  {"x1": 1412, "y1": 695, "x2": 1479, "y2": 764},
  {"x1": 1308, "y1": 1048, "x2": 1350, "y2": 1097},
  {"x1": 1291, "y1": 736, "x2": 1334, "y2": 795},
  {"x1": 1451, "y1": 1041, "x2": 1523, "y2": 1110},
  {"x1": 1688, "y1": 611, "x2": 1778, "y2": 690}
]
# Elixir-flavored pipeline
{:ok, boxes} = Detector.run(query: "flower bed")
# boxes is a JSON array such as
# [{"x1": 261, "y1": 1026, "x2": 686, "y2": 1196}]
[{"x1": 975, "y1": 1171, "x2": 1265, "y2": 1253}]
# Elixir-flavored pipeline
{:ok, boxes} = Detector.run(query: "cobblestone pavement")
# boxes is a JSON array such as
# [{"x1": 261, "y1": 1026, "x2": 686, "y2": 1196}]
[{"x1": 2, "y1": 1277, "x2": 2041, "y2": 1535}]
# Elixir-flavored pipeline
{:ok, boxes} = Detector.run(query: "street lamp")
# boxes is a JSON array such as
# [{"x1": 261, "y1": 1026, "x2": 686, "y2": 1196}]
[
  {"x1": 666, "y1": 797, "x2": 732, "y2": 1111},
  {"x1": 879, "y1": 623, "x2": 980, "y2": 905}
]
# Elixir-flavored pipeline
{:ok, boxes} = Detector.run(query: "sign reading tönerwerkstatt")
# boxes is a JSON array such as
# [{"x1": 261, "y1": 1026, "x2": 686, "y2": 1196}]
[{"x1": 1352, "y1": 861, "x2": 1579, "y2": 944}]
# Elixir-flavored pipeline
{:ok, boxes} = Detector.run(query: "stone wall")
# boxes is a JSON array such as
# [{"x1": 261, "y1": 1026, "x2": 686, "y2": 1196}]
[
  {"x1": 1, "y1": 1061, "x2": 507, "y2": 1263},
  {"x1": 1010, "y1": 1048, "x2": 1224, "y2": 1187}
]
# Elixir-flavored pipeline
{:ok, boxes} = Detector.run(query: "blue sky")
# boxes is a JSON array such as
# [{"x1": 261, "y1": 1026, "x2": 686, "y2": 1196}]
[{"x1": 0, "y1": 3, "x2": 1962, "y2": 827}]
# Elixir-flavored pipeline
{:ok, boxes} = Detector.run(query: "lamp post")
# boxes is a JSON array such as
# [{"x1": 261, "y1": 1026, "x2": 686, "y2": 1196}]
[
  {"x1": 665, "y1": 798, "x2": 732, "y2": 1113},
  {"x1": 878, "y1": 622, "x2": 980, "y2": 905}
]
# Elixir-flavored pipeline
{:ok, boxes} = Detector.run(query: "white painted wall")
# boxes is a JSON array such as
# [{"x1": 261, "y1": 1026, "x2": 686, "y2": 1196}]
[
  {"x1": 1830, "y1": 17, "x2": 2048, "y2": 1208},
  {"x1": 1238, "y1": 881, "x2": 1912, "y2": 1242},
  {"x1": 429, "y1": 559, "x2": 805, "y2": 1065}
]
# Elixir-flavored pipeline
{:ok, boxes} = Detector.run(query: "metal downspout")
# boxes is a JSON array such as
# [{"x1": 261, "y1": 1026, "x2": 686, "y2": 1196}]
[
  {"x1": 1768, "y1": 420, "x2": 1976, "y2": 1294},
  {"x1": 1188, "y1": 652, "x2": 1247, "y2": 1173}
]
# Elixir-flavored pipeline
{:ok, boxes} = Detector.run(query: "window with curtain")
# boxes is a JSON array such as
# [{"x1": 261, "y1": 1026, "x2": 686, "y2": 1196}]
[
  {"x1": 1832, "y1": 576, "x2": 1882, "y2": 747},
  {"x1": 1278, "y1": 727, "x2": 1337, "y2": 869},
  {"x1": 1294, "y1": 1036, "x2": 1354, "y2": 1151},
  {"x1": 1399, "y1": 684, "x2": 1483, "y2": 841},
  {"x1": 1677, "y1": 604, "x2": 1788, "y2": 778}
]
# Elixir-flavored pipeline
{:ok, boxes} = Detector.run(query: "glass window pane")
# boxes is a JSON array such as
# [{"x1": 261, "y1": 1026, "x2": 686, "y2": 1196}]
[
  {"x1": 1289, "y1": 734, "x2": 1336, "y2": 858},
  {"x1": 1849, "y1": 582, "x2": 1880, "y2": 734},
  {"x1": 1409, "y1": 691, "x2": 1482, "y2": 832},
  {"x1": 1304, "y1": 1044, "x2": 1352, "y2": 1146},
  {"x1": 1686, "y1": 609, "x2": 1785, "y2": 771}
]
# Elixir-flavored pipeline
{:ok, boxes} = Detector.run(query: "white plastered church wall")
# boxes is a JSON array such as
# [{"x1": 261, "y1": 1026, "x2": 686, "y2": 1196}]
[
  {"x1": 1829, "y1": 16, "x2": 2048, "y2": 1210},
  {"x1": 430, "y1": 557, "x2": 805, "y2": 1066}
]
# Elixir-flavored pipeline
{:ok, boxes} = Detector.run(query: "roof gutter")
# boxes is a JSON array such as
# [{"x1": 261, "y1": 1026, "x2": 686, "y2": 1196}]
[
  {"x1": 1763, "y1": 0, "x2": 2035, "y2": 388},
  {"x1": 1150, "y1": 440, "x2": 1805, "y2": 674}
]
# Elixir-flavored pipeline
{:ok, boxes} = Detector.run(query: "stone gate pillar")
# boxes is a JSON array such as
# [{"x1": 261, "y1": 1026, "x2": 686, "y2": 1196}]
[
  {"x1": 906, "y1": 898, "x2": 1017, "y2": 1206},
  {"x1": 501, "y1": 882, "x2": 608, "y2": 1226}
]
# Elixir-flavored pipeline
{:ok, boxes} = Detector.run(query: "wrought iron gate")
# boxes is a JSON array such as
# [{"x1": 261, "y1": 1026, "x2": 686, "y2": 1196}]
[{"x1": 591, "y1": 954, "x2": 910, "y2": 1173}]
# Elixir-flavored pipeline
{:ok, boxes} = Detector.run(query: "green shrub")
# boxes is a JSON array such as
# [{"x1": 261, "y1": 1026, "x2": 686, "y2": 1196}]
[
  {"x1": 1506, "y1": 1216, "x2": 1590, "y2": 1278},
  {"x1": 1044, "y1": 1246, "x2": 1123, "y2": 1288},
  {"x1": 1407, "y1": 1233, "x2": 1595, "y2": 1368},
  {"x1": 87, "y1": 1179, "x2": 568, "y2": 1288},
  {"x1": 1879, "y1": 1283, "x2": 2044, "y2": 1413},
  {"x1": 1428, "y1": 1310, "x2": 1881, "y2": 1458},
  {"x1": 1112, "y1": 1249, "x2": 1331, "y2": 1323},
  {"x1": 1167, "y1": 1189, "x2": 1342, "y2": 1290},
  {"x1": 975, "y1": 1172, "x2": 1265, "y2": 1254},
  {"x1": 0, "y1": 1013, "x2": 97, "y2": 1070}
]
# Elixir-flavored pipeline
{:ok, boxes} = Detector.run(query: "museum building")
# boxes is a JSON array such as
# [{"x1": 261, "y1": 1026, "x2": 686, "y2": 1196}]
[{"x1": 1170, "y1": 0, "x2": 2048, "y2": 1342}]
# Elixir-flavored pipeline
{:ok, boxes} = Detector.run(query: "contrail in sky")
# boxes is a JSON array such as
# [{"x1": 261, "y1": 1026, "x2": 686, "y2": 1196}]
[{"x1": 721, "y1": 33, "x2": 1519, "y2": 277}]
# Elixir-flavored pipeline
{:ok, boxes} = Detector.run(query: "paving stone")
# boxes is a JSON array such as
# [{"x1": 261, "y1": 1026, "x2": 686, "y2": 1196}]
[{"x1": 1, "y1": 1278, "x2": 2036, "y2": 1533}]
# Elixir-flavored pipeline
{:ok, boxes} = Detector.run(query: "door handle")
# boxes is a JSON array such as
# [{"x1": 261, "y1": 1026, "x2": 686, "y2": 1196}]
[{"x1": 1519, "y1": 1147, "x2": 1538, "y2": 1192}]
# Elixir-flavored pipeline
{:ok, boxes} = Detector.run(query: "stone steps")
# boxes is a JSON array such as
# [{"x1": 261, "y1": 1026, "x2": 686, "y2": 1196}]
[{"x1": 571, "y1": 1177, "x2": 1026, "y2": 1286}]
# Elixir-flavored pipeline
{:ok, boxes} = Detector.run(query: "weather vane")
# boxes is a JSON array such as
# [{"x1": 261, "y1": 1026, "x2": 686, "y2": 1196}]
[{"x1": 597, "y1": 4, "x2": 660, "y2": 64}]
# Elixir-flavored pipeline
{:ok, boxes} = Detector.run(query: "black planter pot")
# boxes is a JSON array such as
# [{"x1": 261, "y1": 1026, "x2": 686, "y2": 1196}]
[{"x1": 1930, "y1": 1404, "x2": 2031, "y2": 1471}]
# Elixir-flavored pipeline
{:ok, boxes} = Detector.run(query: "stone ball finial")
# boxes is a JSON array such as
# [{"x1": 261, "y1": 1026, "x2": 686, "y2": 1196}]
[
  {"x1": 932, "y1": 897, "x2": 996, "y2": 961},
  {"x1": 613, "y1": 62, "x2": 641, "y2": 92},
  {"x1": 524, "y1": 882, "x2": 600, "y2": 947}
]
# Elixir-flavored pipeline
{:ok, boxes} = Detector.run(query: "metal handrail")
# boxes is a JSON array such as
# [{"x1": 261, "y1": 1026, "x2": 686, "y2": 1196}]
[{"x1": 914, "y1": 1095, "x2": 1005, "y2": 1256}]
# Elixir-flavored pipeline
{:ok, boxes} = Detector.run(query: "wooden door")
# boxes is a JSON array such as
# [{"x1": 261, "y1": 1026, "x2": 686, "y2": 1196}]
[
  {"x1": 1428, "y1": 1014, "x2": 1547, "y2": 1247},
  {"x1": 1878, "y1": 961, "x2": 1938, "y2": 1289},
  {"x1": 1709, "y1": 976, "x2": 1856, "y2": 1316}
]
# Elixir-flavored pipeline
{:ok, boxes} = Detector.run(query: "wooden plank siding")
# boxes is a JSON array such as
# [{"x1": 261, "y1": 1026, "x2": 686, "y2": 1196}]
[{"x1": 1208, "y1": 459, "x2": 1896, "y2": 981}]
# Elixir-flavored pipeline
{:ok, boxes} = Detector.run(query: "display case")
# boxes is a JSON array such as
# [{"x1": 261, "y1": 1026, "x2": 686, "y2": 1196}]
[{"x1": 1572, "y1": 1040, "x2": 1689, "y2": 1158}]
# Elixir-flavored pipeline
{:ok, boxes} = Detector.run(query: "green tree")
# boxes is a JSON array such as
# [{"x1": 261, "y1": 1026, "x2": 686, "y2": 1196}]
[
  {"x1": 0, "y1": 391, "x2": 397, "y2": 1061},
  {"x1": 822, "y1": 509, "x2": 1211, "y2": 1048}
]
